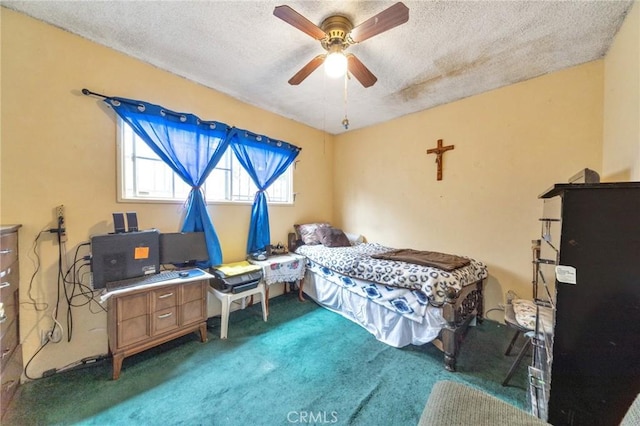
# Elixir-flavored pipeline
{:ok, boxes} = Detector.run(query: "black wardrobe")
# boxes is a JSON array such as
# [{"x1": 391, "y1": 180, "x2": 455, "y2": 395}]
[{"x1": 533, "y1": 182, "x2": 640, "y2": 425}]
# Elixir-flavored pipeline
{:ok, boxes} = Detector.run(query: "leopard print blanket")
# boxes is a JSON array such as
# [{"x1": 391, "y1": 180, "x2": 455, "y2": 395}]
[{"x1": 296, "y1": 242, "x2": 487, "y2": 304}]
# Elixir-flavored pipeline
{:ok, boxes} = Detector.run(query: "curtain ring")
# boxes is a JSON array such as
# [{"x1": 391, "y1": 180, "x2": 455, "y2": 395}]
[
  {"x1": 160, "y1": 109, "x2": 166, "y2": 116},
  {"x1": 110, "y1": 99, "x2": 121, "y2": 106},
  {"x1": 256, "y1": 135, "x2": 262, "y2": 141},
  {"x1": 210, "y1": 123, "x2": 216, "y2": 129},
  {"x1": 277, "y1": 141, "x2": 282, "y2": 147},
  {"x1": 180, "y1": 115, "x2": 186, "y2": 122},
  {"x1": 137, "y1": 104, "x2": 145, "y2": 112}
]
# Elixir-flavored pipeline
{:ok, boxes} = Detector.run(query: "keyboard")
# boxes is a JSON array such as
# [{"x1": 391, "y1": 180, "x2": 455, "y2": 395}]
[{"x1": 105, "y1": 270, "x2": 183, "y2": 292}]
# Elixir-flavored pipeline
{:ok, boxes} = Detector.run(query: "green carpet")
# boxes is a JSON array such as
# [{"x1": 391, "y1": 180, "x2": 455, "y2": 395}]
[{"x1": 4, "y1": 294, "x2": 529, "y2": 425}]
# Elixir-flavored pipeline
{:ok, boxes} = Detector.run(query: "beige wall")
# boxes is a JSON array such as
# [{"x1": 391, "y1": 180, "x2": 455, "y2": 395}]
[
  {"x1": 0, "y1": 9, "x2": 333, "y2": 378},
  {"x1": 2, "y1": 4, "x2": 637, "y2": 381},
  {"x1": 333, "y1": 61, "x2": 604, "y2": 318},
  {"x1": 603, "y1": 0, "x2": 640, "y2": 182}
]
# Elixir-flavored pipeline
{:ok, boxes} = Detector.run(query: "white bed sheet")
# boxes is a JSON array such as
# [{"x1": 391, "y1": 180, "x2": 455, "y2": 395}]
[{"x1": 302, "y1": 269, "x2": 446, "y2": 348}]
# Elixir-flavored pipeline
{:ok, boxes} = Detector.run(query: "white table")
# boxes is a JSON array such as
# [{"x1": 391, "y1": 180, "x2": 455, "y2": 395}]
[
  {"x1": 248, "y1": 253, "x2": 306, "y2": 315},
  {"x1": 208, "y1": 283, "x2": 268, "y2": 339}
]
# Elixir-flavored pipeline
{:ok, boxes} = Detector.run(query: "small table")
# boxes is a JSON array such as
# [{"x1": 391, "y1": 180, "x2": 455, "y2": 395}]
[
  {"x1": 208, "y1": 283, "x2": 268, "y2": 339},
  {"x1": 248, "y1": 253, "x2": 306, "y2": 315}
]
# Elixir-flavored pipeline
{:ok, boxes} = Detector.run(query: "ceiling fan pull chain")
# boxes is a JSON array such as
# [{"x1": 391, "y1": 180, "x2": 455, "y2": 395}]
[{"x1": 342, "y1": 73, "x2": 350, "y2": 130}]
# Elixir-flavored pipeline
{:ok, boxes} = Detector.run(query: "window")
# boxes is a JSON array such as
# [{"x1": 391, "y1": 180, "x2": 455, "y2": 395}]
[{"x1": 118, "y1": 120, "x2": 293, "y2": 204}]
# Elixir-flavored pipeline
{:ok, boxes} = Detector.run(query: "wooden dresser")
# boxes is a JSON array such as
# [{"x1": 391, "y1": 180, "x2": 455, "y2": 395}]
[
  {"x1": 1, "y1": 225, "x2": 22, "y2": 419},
  {"x1": 107, "y1": 278, "x2": 209, "y2": 379}
]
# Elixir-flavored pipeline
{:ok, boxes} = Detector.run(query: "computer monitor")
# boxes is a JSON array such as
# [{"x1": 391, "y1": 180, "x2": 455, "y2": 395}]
[
  {"x1": 90, "y1": 230, "x2": 160, "y2": 289},
  {"x1": 159, "y1": 232, "x2": 209, "y2": 268}
]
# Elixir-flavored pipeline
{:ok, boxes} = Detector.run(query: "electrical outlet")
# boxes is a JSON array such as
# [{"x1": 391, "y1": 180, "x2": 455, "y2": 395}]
[
  {"x1": 41, "y1": 327, "x2": 62, "y2": 345},
  {"x1": 50, "y1": 326, "x2": 62, "y2": 343},
  {"x1": 54, "y1": 204, "x2": 67, "y2": 243},
  {"x1": 41, "y1": 330, "x2": 50, "y2": 346}
]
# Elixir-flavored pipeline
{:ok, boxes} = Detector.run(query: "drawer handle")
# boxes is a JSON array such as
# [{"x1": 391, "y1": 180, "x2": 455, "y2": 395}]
[
  {"x1": 158, "y1": 293, "x2": 174, "y2": 299},
  {"x1": 157, "y1": 312, "x2": 173, "y2": 319},
  {"x1": 0, "y1": 281, "x2": 11, "y2": 289},
  {"x1": 0, "y1": 267, "x2": 10, "y2": 278},
  {"x1": 0, "y1": 249, "x2": 12, "y2": 255}
]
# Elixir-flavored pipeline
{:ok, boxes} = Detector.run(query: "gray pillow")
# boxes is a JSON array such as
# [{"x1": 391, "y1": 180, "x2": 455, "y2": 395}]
[
  {"x1": 294, "y1": 222, "x2": 330, "y2": 245},
  {"x1": 315, "y1": 227, "x2": 351, "y2": 247}
]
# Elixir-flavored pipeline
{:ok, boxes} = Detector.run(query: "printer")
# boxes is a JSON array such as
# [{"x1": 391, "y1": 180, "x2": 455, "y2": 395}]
[{"x1": 209, "y1": 261, "x2": 263, "y2": 294}]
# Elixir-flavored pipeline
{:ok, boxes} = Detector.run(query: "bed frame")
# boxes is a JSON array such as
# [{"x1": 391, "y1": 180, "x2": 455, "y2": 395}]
[
  {"x1": 290, "y1": 235, "x2": 484, "y2": 372},
  {"x1": 299, "y1": 271, "x2": 484, "y2": 372},
  {"x1": 431, "y1": 279, "x2": 484, "y2": 372}
]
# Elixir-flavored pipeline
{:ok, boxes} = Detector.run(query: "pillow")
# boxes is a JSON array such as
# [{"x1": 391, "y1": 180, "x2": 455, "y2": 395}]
[
  {"x1": 344, "y1": 232, "x2": 364, "y2": 245},
  {"x1": 294, "y1": 223, "x2": 330, "y2": 245},
  {"x1": 315, "y1": 226, "x2": 351, "y2": 248}
]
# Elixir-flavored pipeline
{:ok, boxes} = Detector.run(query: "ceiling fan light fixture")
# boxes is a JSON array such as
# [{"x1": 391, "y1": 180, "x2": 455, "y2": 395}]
[
  {"x1": 275, "y1": 3, "x2": 410, "y2": 87},
  {"x1": 324, "y1": 51, "x2": 347, "y2": 78}
]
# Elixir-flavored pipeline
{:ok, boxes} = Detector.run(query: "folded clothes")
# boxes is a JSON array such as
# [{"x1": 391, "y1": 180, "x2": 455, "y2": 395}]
[{"x1": 371, "y1": 249, "x2": 470, "y2": 271}]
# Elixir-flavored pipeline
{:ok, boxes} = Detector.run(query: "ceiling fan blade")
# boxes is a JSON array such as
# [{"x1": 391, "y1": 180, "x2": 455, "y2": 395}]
[
  {"x1": 274, "y1": 5, "x2": 327, "y2": 40},
  {"x1": 288, "y1": 55, "x2": 326, "y2": 85},
  {"x1": 347, "y1": 54, "x2": 377, "y2": 88},
  {"x1": 349, "y1": 2, "x2": 409, "y2": 43}
]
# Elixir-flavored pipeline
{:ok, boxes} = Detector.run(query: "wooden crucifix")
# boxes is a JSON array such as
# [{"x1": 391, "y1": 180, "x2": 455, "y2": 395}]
[{"x1": 426, "y1": 139, "x2": 455, "y2": 181}]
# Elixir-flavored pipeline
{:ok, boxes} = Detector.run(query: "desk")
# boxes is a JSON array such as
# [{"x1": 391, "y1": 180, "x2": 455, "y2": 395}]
[
  {"x1": 248, "y1": 253, "x2": 306, "y2": 315},
  {"x1": 105, "y1": 270, "x2": 211, "y2": 380}
]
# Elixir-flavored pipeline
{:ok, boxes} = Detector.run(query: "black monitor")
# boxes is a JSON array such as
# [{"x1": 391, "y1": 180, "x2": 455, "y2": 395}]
[
  {"x1": 90, "y1": 230, "x2": 160, "y2": 290},
  {"x1": 159, "y1": 232, "x2": 209, "y2": 268}
]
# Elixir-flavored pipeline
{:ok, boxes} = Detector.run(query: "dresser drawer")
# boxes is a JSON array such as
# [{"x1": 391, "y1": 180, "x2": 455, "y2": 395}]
[
  {"x1": 116, "y1": 292, "x2": 149, "y2": 322},
  {"x1": 1, "y1": 344, "x2": 22, "y2": 415},
  {"x1": 0, "y1": 317, "x2": 18, "y2": 371},
  {"x1": 118, "y1": 314, "x2": 150, "y2": 348},
  {"x1": 0, "y1": 297, "x2": 17, "y2": 342},
  {"x1": 181, "y1": 298, "x2": 206, "y2": 326},
  {"x1": 0, "y1": 260, "x2": 19, "y2": 304},
  {"x1": 152, "y1": 286, "x2": 177, "y2": 311},
  {"x1": 152, "y1": 307, "x2": 179, "y2": 334},
  {"x1": 0, "y1": 232, "x2": 18, "y2": 269},
  {"x1": 0, "y1": 265, "x2": 18, "y2": 349},
  {"x1": 182, "y1": 281, "x2": 205, "y2": 303}
]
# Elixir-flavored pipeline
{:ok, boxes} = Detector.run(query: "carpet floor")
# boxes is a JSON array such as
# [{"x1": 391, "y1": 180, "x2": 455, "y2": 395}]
[{"x1": 3, "y1": 294, "x2": 529, "y2": 425}]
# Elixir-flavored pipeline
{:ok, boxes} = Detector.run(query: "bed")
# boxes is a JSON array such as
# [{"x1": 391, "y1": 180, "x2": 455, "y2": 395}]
[{"x1": 291, "y1": 224, "x2": 488, "y2": 372}]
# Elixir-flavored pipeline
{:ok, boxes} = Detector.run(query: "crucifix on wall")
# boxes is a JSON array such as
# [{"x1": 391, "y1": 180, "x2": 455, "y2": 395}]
[{"x1": 426, "y1": 139, "x2": 455, "y2": 181}]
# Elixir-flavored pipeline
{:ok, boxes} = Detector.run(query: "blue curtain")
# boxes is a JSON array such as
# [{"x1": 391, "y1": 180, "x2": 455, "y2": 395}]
[
  {"x1": 230, "y1": 130, "x2": 301, "y2": 253},
  {"x1": 105, "y1": 97, "x2": 231, "y2": 267}
]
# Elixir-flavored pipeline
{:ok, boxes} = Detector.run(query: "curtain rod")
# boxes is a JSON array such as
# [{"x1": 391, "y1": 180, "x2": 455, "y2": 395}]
[
  {"x1": 81, "y1": 88, "x2": 148, "y2": 110},
  {"x1": 81, "y1": 88, "x2": 300, "y2": 150},
  {"x1": 81, "y1": 88, "x2": 109, "y2": 99},
  {"x1": 82, "y1": 88, "x2": 225, "y2": 123},
  {"x1": 81, "y1": 87, "x2": 231, "y2": 128}
]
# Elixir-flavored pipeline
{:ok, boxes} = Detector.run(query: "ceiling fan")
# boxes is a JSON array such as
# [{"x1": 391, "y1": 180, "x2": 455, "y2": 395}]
[{"x1": 273, "y1": 2, "x2": 409, "y2": 88}]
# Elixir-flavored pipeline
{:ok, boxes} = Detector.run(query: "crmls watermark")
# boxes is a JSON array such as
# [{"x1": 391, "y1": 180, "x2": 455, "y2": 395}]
[{"x1": 287, "y1": 411, "x2": 339, "y2": 424}]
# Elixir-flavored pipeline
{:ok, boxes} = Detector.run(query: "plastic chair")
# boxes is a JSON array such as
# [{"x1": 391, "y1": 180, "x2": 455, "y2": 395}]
[
  {"x1": 502, "y1": 301, "x2": 535, "y2": 386},
  {"x1": 209, "y1": 283, "x2": 268, "y2": 339}
]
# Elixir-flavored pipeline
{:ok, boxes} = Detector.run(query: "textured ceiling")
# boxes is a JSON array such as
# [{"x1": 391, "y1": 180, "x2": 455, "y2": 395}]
[{"x1": 2, "y1": 1, "x2": 634, "y2": 135}]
